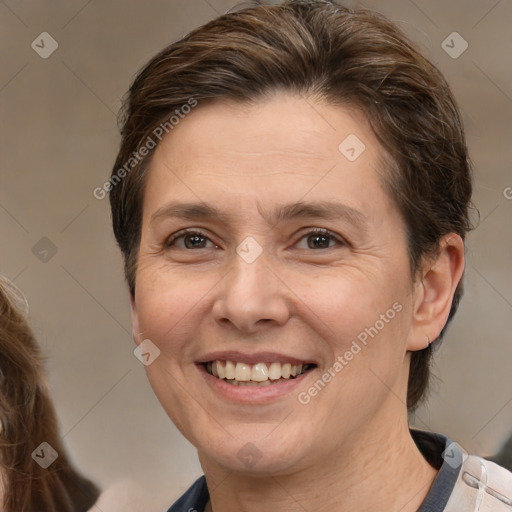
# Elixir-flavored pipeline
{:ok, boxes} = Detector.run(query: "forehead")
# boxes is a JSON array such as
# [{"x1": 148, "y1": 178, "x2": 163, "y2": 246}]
[
  {"x1": 152, "y1": 94, "x2": 376, "y2": 167},
  {"x1": 142, "y1": 93, "x2": 398, "y2": 230}
]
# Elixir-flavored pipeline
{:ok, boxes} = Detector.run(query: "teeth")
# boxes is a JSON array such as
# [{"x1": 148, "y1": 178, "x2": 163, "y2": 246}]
[
  {"x1": 215, "y1": 360, "x2": 225, "y2": 379},
  {"x1": 290, "y1": 364, "x2": 303, "y2": 377},
  {"x1": 235, "y1": 362, "x2": 251, "y2": 381},
  {"x1": 251, "y1": 362, "x2": 269, "y2": 381},
  {"x1": 206, "y1": 360, "x2": 309, "y2": 383},
  {"x1": 233, "y1": 380, "x2": 271, "y2": 387},
  {"x1": 268, "y1": 362, "x2": 282, "y2": 380},
  {"x1": 225, "y1": 360, "x2": 236, "y2": 380}
]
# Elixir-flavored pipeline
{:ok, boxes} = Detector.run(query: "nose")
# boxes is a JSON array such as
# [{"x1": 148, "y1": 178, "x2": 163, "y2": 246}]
[{"x1": 211, "y1": 251, "x2": 291, "y2": 334}]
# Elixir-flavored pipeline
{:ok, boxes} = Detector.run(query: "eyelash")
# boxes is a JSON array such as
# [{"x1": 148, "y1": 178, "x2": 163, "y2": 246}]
[{"x1": 164, "y1": 228, "x2": 346, "y2": 250}]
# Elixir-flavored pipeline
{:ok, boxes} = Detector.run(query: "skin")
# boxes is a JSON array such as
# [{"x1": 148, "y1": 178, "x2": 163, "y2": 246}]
[{"x1": 130, "y1": 93, "x2": 465, "y2": 512}]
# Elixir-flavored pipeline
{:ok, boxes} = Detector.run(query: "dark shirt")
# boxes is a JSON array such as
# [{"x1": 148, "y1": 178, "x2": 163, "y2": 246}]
[{"x1": 167, "y1": 429, "x2": 461, "y2": 512}]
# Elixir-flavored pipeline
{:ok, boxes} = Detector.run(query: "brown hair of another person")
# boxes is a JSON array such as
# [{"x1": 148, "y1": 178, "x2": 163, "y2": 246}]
[{"x1": 0, "y1": 278, "x2": 100, "y2": 511}]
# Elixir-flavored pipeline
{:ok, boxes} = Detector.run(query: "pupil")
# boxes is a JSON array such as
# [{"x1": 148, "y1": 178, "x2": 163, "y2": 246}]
[
  {"x1": 310, "y1": 235, "x2": 329, "y2": 249},
  {"x1": 186, "y1": 235, "x2": 205, "y2": 249}
]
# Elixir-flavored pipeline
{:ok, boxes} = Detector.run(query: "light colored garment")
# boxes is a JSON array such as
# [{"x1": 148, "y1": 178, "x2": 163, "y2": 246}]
[{"x1": 444, "y1": 455, "x2": 512, "y2": 511}]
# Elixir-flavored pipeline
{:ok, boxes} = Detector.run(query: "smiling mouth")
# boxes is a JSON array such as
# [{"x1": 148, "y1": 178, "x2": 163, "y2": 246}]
[{"x1": 204, "y1": 360, "x2": 316, "y2": 386}]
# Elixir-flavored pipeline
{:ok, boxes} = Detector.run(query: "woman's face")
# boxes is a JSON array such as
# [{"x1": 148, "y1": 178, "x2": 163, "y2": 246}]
[{"x1": 131, "y1": 93, "x2": 420, "y2": 474}]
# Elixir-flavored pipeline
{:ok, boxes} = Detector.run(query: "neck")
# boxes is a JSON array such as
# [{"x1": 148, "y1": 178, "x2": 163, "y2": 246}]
[{"x1": 199, "y1": 414, "x2": 438, "y2": 512}]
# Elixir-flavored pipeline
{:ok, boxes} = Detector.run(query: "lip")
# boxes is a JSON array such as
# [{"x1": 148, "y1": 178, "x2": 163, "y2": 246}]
[
  {"x1": 196, "y1": 361, "x2": 317, "y2": 405},
  {"x1": 196, "y1": 350, "x2": 316, "y2": 366}
]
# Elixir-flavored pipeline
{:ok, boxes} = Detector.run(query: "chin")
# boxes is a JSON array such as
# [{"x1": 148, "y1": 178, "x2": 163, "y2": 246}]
[{"x1": 197, "y1": 430, "x2": 312, "y2": 476}]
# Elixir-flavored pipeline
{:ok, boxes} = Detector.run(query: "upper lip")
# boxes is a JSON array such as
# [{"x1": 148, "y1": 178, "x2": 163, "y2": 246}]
[{"x1": 196, "y1": 351, "x2": 317, "y2": 366}]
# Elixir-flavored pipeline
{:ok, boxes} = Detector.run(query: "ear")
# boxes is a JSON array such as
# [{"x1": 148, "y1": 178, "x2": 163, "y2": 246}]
[
  {"x1": 130, "y1": 292, "x2": 142, "y2": 347},
  {"x1": 407, "y1": 233, "x2": 465, "y2": 351}
]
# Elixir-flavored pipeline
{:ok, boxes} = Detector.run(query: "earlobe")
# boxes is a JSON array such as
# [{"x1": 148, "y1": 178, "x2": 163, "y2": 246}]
[
  {"x1": 407, "y1": 234, "x2": 465, "y2": 352},
  {"x1": 130, "y1": 293, "x2": 142, "y2": 346}
]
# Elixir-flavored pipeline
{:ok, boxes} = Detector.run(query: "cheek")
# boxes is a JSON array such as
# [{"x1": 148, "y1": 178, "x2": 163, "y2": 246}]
[
  {"x1": 302, "y1": 271, "x2": 412, "y2": 405},
  {"x1": 299, "y1": 266, "x2": 407, "y2": 339},
  {"x1": 134, "y1": 265, "x2": 207, "y2": 355}
]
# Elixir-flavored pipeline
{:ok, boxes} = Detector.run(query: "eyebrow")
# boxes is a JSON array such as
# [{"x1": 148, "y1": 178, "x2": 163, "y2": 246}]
[{"x1": 150, "y1": 200, "x2": 369, "y2": 232}]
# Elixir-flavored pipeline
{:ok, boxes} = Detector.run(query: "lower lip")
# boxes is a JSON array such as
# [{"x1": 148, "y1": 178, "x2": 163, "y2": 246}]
[{"x1": 197, "y1": 364, "x2": 315, "y2": 404}]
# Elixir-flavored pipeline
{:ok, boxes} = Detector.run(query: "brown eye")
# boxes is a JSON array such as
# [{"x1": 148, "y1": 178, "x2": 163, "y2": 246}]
[
  {"x1": 165, "y1": 229, "x2": 216, "y2": 249},
  {"x1": 296, "y1": 229, "x2": 345, "y2": 250}
]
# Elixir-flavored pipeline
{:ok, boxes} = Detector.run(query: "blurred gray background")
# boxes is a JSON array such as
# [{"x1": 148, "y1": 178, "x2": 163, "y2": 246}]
[{"x1": 1, "y1": 0, "x2": 511, "y2": 505}]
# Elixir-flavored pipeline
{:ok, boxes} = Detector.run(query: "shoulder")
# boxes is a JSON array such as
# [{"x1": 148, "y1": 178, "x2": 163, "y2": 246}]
[
  {"x1": 444, "y1": 454, "x2": 512, "y2": 511},
  {"x1": 166, "y1": 476, "x2": 209, "y2": 512}
]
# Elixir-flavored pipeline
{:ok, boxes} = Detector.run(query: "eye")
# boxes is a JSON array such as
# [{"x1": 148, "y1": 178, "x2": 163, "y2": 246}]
[
  {"x1": 295, "y1": 228, "x2": 345, "y2": 250},
  {"x1": 164, "y1": 228, "x2": 345, "y2": 251},
  {"x1": 164, "y1": 229, "x2": 217, "y2": 250}
]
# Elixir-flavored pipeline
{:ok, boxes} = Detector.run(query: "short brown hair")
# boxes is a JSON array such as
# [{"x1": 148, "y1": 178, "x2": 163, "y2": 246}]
[{"x1": 109, "y1": 0, "x2": 474, "y2": 411}]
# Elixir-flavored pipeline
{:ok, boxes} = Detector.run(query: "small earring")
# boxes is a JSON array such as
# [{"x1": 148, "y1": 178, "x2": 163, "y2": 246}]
[{"x1": 426, "y1": 335, "x2": 430, "y2": 349}]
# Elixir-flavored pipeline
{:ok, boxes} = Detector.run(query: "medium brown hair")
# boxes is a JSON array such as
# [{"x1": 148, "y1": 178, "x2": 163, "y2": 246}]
[
  {"x1": 109, "y1": 0, "x2": 474, "y2": 410},
  {"x1": 0, "y1": 278, "x2": 100, "y2": 511}
]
